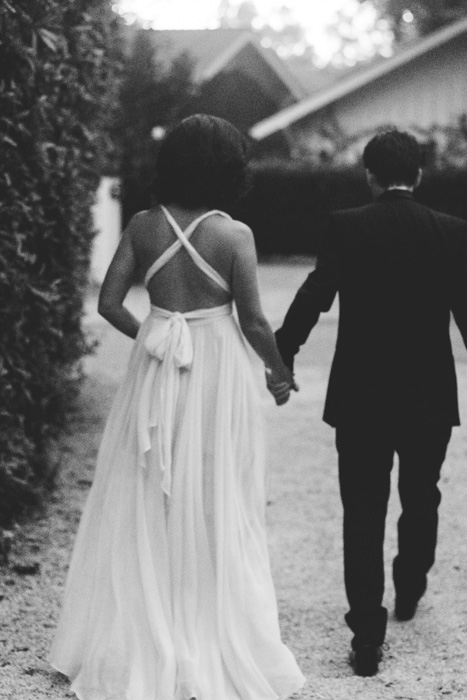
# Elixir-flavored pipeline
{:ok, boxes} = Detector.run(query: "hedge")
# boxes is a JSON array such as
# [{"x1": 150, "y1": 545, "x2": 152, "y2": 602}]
[
  {"x1": 0, "y1": 1, "x2": 121, "y2": 526},
  {"x1": 233, "y1": 162, "x2": 467, "y2": 255},
  {"x1": 123, "y1": 154, "x2": 467, "y2": 257}
]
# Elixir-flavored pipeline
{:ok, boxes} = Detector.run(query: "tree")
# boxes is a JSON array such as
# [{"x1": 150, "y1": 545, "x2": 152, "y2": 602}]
[
  {"x1": 218, "y1": 0, "x2": 395, "y2": 67},
  {"x1": 217, "y1": 0, "x2": 315, "y2": 60},
  {"x1": 115, "y1": 29, "x2": 194, "y2": 224},
  {"x1": 359, "y1": 0, "x2": 467, "y2": 39}
]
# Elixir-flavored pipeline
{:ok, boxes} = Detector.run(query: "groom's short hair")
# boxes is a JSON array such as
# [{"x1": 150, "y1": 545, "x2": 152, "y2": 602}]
[{"x1": 363, "y1": 130, "x2": 421, "y2": 188}]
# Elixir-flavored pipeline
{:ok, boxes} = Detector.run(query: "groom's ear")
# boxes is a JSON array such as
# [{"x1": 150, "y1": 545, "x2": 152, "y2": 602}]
[{"x1": 414, "y1": 168, "x2": 422, "y2": 189}]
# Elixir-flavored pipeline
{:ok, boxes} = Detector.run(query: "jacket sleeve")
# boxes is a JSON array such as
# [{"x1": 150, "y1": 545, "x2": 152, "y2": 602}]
[
  {"x1": 275, "y1": 215, "x2": 339, "y2": 370},
  {"x1": 450, "y1": 220, "x2": 467, "y2": 349}
]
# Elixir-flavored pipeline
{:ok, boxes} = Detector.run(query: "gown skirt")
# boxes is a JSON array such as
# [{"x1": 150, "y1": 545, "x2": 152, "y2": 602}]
[{"x1": 49, "y1": 302, "x2": 305, "y2": 700}]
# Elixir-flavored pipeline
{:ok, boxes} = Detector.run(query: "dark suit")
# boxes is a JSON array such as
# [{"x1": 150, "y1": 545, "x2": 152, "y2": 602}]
[{"x1": 276, "y1": 189, "x2": 467, "y2": 647}]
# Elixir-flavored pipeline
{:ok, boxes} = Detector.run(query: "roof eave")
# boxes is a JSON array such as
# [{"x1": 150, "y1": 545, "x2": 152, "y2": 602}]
[{"x1": 250, "y1": 17, "x2": 467, "y2": 141}]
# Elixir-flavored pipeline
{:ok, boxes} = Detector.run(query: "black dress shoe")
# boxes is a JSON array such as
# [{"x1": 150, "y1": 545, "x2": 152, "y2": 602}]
[
  {"x1": 350, "y1": 644, "x2": 383, "y2": 677},
  {"x1": 395, "y1": 596, "x2": 419, "y2": 621}
]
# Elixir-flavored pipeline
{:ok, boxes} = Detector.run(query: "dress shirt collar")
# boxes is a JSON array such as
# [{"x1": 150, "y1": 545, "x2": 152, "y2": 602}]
[{"x1": 377, "y1": 188, "x2": 415, "y2": 202}]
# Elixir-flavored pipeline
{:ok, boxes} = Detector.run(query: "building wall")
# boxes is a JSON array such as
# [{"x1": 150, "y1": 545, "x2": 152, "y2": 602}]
[
  {"x1": 294, "y1": 34, "x2": 467, "y2": 143},
  {"x1": 91, "y1": 177, "x2": 121, "y2": 284}
]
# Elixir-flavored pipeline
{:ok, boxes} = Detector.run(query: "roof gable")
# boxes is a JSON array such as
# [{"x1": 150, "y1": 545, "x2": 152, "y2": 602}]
[
  {"x1": 148, "y1": 28, "x2": 306, "y2": 100},
  {"x1": 251, "y1": 17, "x2": 467, "y2": 140}
]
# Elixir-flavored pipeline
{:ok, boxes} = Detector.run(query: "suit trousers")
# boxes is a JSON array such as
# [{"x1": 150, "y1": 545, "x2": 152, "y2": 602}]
[{"x1": 335, "y1": 419, "x2": 452, "y2": 648}]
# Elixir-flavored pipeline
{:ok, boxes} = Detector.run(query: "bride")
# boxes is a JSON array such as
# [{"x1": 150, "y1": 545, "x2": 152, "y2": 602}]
[{"x1": 50, "y1": 113, "x2": 305, "y2": 700}]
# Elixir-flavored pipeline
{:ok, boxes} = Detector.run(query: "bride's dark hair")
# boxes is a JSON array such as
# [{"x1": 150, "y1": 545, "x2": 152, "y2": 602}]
[{"x1": 154, "y1": 114, "x2": 251, "y2": 210}]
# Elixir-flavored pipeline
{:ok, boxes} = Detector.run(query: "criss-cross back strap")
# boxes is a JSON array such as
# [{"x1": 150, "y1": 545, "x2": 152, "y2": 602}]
[{"x1": 144, "y1": 205, "x2": 232, "y2": 292}]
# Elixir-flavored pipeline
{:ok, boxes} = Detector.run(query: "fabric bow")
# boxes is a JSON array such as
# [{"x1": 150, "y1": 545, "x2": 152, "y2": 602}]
[
  {"x1": 144, "y1": 313, "x2": 193, "y2": 369},
  {"x1": 138, "y1": 313, "x2": 193, "y2": 496}
]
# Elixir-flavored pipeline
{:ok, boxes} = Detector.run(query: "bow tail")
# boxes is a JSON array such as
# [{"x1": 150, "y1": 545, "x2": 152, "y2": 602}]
[
  {"x1": 159, "y1": 365, "x2": 181, "y2": 497},
  {"x1": 137, "y1": 361, "x2": 158, "y2": 468},
  {"x1": 137, "y1": 348, "x2": 182, "y2": 498},
  {"x1": 139, "y1": 314, "x2": 193, "y2": 497}
]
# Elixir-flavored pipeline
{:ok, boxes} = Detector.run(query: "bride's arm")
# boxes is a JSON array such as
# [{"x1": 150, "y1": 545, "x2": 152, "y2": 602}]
[
  {"x1": 231, "y1": 224, "x2": 292, "y2": 388},
  {"x1": 97, "y1": 219, "x2": 141, "y2": 339}
]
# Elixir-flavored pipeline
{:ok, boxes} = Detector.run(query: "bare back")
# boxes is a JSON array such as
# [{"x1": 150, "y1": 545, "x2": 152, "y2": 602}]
[{"x1": 132, "y1": 206, "x2": 239, "y2": 312}]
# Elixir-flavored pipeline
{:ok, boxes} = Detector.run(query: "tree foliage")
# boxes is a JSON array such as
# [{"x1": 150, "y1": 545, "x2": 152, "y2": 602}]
[
  {"x1": 117, "y1": 29, "x2": 194, "y2": 225},
  {"x1": 360, "y1": 0, "x2": 467, "y2": 38},
  {"x1": 217, "y1": 0, "x2": 314, "y2": 60},
  {"x1": 0, "y1": 0, "x2": 122, "y2": 526}
]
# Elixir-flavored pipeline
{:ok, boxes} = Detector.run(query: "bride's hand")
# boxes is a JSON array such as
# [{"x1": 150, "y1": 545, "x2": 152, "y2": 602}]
[
  {"x1": 265, "y1": 366, "x2": 297, "y2": 405},
  {"x1": 268, "y1": 381, "x2": 290, "y2": 405}
]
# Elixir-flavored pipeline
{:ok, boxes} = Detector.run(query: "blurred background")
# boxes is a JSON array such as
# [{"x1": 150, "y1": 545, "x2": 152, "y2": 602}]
[
  {"x1": 106, "y1": 0, "x2": 467, "y2": 266},
  {"x1": 1, "y1": 0, "x2": 467, "y2": 528}
]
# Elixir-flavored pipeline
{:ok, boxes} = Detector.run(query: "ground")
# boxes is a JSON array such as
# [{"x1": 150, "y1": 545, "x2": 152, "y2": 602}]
[{"x1": 1, "y1": 262, "x2": 467, "y2": 700}]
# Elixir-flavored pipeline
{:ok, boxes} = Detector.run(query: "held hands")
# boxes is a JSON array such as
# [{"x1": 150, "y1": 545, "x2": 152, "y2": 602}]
[{"x1": 265, "y1": 366, "x2": 299, "y2": 406}]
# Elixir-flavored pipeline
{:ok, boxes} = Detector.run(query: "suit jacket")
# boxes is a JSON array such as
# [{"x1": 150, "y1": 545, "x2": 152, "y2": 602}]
[{"x1": 275, "y1": 189, "x2": 467, "y2": 426}]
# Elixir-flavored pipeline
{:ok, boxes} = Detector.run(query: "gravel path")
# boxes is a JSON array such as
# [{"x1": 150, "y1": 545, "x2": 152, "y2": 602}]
[{"x1": 1, "y1": 263, "x2": 467, "y2": 700}]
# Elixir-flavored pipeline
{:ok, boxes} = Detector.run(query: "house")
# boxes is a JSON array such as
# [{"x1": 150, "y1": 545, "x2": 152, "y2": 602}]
[
  {"x1": 145, "y1": 28, "x2": 308, "y2": 131},
  {"x1": 250, "y1": 18, "x2": 467, "y2": 163}
]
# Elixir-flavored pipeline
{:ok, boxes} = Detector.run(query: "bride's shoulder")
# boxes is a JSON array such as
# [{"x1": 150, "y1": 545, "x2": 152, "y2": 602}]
[
  {"x1": 216, "y1": 216, "x2": 253, "y2": 246},
  {"x1": 124, "y1": 207, "x2": 163, "y2": 241},
  {"x1": 130, "y1": 207, "x2": 162, "y2": 226},
  {"x1": 203, "y1": 216, "x2": 253, "y2": 264},
  {"x1": 208, "y1": 218, "x2": 253, "y2": 262}
]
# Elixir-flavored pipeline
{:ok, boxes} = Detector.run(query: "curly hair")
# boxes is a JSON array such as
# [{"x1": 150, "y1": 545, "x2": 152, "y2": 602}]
[
  {"x1": 154, "y1": 114, "x2": 251, "y2": 210},
  {"x1": 363, "y1": 129, "x2": 422, "y2": 188}
]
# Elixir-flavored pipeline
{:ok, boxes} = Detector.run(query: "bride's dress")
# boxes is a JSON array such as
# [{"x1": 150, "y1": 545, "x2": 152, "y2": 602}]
[{"x1": 50, "y1": 206, "x2": 305, "y2": 700}]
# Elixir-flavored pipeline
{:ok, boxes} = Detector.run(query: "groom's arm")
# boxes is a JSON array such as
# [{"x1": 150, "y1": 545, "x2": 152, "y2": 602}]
[
  {"x1": 275, "y1": 216, "x2": 339, "y2": 370},
  {"x1": 449, "y1": 219, "x2": 467, "y2": 349}
]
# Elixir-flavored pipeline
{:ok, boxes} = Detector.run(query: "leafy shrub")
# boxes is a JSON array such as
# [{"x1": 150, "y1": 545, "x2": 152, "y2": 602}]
[{"x1": 0, "y1": 0, "x2": 121, "y2": 526}]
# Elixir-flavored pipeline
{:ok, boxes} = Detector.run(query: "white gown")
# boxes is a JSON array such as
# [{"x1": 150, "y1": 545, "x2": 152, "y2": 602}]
[{"x1": 50, "y1": 206, "x2": 305, "y2": 700}]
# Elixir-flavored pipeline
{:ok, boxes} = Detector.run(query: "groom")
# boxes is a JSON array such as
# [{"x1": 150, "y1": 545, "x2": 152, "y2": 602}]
[{"x1": 273, "y1": 130, "x2": 467, "y2": 676}]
